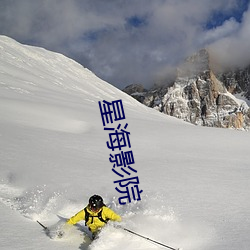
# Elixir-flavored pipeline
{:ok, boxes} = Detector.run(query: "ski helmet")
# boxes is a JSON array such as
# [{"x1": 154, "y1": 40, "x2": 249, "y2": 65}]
[{"x1": 89, "y1": 195, "x2": 104, "y2": 210}]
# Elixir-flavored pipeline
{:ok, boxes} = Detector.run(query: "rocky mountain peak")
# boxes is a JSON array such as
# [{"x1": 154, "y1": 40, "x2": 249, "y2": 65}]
[
  {"x1": 177, "y1": 48, "x2": 210, "y2": 78},
  {"x1": 123, "y1": 49, "x2": 250, "y2": 130}
]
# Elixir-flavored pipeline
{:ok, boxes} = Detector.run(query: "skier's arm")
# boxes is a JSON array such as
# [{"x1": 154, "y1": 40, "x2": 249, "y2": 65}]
[
  {"x1": 67, "y1": 209, "x2": 85, "y2": 225},
  {"x1": 104, "y1": 207, "x2": 122, "y2": 222}
]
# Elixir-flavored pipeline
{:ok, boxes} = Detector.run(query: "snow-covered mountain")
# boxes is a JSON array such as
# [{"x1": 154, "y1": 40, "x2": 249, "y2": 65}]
[
  {"x1": 0, "y1": 36, "x2": 250, "y2": 250},
  {"x1": 124, "y1": 49, "x2": 250, "y2": 130}
]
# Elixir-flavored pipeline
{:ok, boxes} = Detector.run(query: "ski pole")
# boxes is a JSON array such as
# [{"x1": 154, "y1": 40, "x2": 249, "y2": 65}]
[
  {"x1": 37, "y1": 220, "x2": 48, "y2": 231},
  {"x1": 122, "y1": 227, "x2": 180, "y2": 250}
]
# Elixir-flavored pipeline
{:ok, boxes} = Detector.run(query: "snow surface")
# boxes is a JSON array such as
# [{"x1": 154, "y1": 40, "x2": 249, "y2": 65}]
[{"x1": 0, "y1": 35, "x2": 250, "y2": 250}]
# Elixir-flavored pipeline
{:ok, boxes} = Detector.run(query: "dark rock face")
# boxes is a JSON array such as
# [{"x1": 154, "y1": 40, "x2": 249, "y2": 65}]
[
  {"x1": 218, "y1": 66, "x2": 250, "y2": 99},
  {"x1": 123, "y1": 84, "x2": 147, "y2": 103},
  {"x1": 123, "y1": 49, "x2": 250, "y2": 130}
]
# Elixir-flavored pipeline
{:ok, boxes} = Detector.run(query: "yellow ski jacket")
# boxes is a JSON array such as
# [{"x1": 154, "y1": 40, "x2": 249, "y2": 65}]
[{"x1": 67, "y1": 206, "x2": 121, "y2": 233}]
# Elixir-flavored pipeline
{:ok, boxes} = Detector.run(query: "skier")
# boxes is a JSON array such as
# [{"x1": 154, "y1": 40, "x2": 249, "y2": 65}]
[{"x1": 66, "y1": 194, "x2": 122, "y2": 239}]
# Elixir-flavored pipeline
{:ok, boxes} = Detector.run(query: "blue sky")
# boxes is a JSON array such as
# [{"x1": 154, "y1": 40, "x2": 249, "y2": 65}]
[
  {"x1": 205, "y1": 0, "x2": 249, "y2": 28},
  {"x1": 0, "y1": 0, "x2": 249, "y2": 89}
]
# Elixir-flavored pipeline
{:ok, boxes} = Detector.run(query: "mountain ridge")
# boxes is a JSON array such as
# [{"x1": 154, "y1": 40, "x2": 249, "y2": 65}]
[{"x1": 123, "y1": 49, "x2": 250, "y2": 130}]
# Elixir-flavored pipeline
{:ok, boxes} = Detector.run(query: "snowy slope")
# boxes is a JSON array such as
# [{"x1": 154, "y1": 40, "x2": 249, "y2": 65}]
[{"x1": 0, "y1": 36, "x2": 250, "y2": 250}]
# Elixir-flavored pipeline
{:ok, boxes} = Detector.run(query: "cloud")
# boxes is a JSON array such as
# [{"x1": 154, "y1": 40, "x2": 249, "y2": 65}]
[
  {"x1": 209, "y1": 4, "x2": 250, "y2": 69},
  {"x1": 0, "y1": 0, "x2": 249, "y2": 89},
  {"x1": 200, "y1": 18, "x2": 240, "y2": 45}
]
